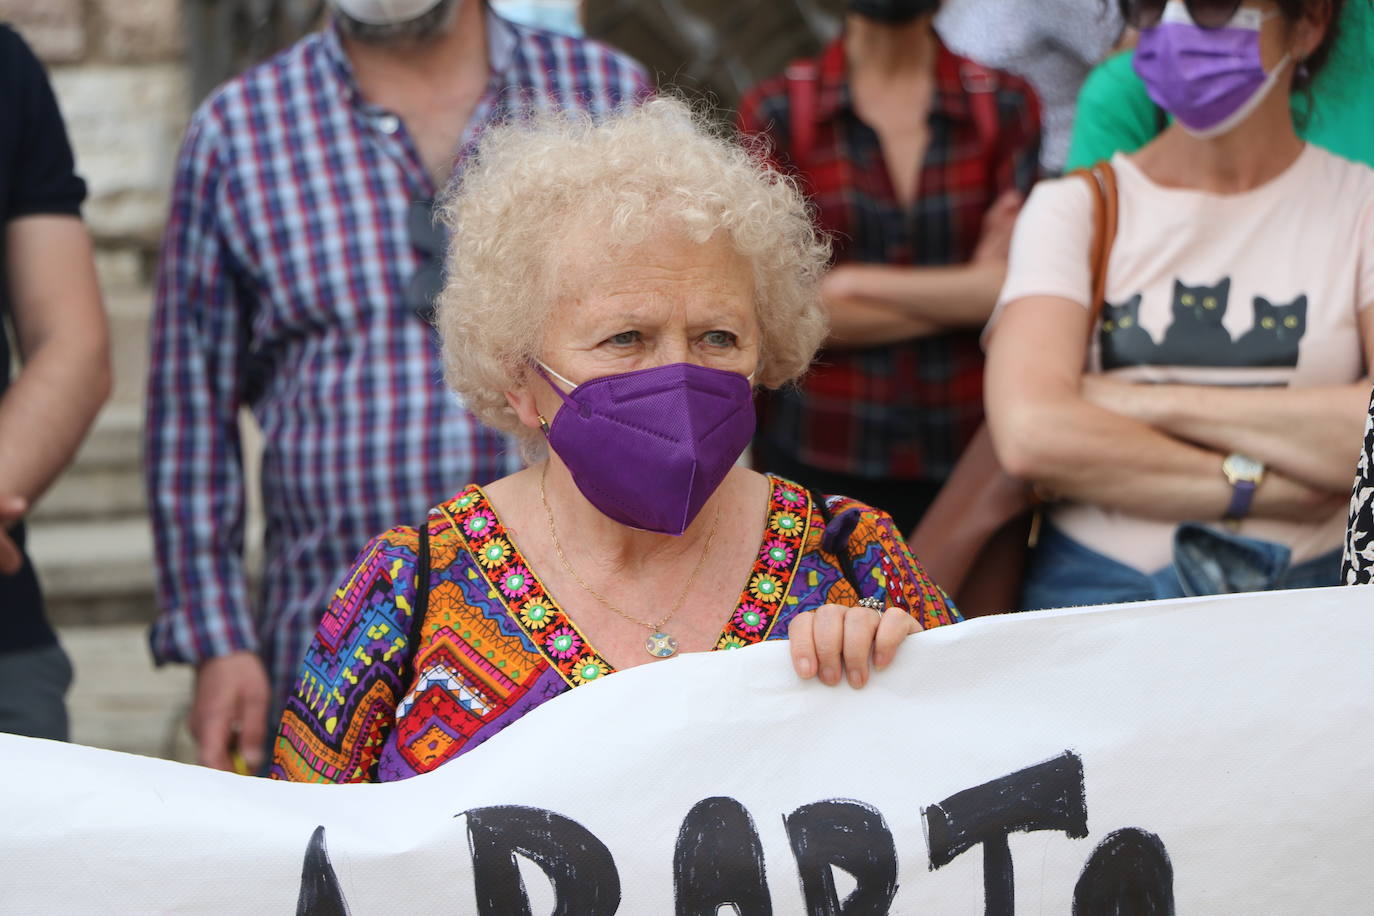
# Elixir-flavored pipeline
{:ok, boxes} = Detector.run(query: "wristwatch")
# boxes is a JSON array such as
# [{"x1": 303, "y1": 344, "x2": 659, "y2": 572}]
[{"x1": 1221, "y1": 453, "x2": 1265, "y2": 520}]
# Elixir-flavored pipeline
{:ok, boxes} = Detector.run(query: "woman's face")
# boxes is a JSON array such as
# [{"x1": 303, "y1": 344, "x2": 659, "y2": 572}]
[{"x1": 511, "y1": 225, "x2": 761, "y2": 430}]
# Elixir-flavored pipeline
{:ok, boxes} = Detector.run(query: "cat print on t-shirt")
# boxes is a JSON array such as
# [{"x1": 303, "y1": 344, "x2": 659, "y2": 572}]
[
  {"x1": 1099, "y1": 294, "x2": 1157, "y2": 370},
  {"x1": 1231, "y1": 295, "x2": 1307, "y2": 367},
  {"x1": 1156, "y1": 278, "x2": 1233, "y2": 366},
  {"x1": 1097, "y1": 277, "x2": 1309, "y2": 371}
]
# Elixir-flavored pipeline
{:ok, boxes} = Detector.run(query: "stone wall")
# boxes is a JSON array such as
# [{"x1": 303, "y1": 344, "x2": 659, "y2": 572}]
[{"x1": 2, "y1": 0, "x2": 192, "y2": 624}]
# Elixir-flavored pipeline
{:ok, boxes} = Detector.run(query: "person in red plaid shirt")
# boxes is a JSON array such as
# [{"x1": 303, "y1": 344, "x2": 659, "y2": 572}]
[{"x1": 737, "y1": 0, "x2": 1041, "y2": 534}]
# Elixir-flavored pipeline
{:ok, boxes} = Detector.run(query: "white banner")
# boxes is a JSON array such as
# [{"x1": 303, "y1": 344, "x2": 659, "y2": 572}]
[{"x1": 4, "y1": 586, "x2": 1373, "y2": 914}]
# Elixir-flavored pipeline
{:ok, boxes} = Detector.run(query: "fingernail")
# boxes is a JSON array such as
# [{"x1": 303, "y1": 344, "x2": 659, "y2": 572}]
[
  {"x1": 873, "y1": 651, "x2": 888, "y2": 669},
  {"x1": 800, "y1": 658, "x2": 814, "y2": 678},
  {"x1": 822, "y1": 666, "x2": 837, "y2": 684},
  {"x1": 848, "y1": 669, "x2": 864, "y2": 689}
]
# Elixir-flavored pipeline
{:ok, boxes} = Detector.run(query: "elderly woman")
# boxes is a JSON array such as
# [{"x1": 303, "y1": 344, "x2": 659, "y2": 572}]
[{"x1": 271, "y1": 99, "x2": 958, "y2": 783}]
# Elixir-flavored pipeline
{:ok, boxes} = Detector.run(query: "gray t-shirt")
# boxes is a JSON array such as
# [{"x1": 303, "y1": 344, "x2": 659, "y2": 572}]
[{"x1": 936, "y1": 0, "x2": 1122, "y2": 172}]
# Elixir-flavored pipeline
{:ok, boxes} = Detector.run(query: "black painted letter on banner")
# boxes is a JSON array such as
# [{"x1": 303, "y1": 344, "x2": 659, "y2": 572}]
[
  {"x1": 465, "y1": 805, "x2": 621, "y2": 916},
  {"x1": 784, "y1": 799, "x2": 899, "y2": 915},
  {"x1": 673, "y1": 796, "x2": 772, "y2": 915},
  {"x1": 296, "y1": 826, "x2": 350, "y2": 916},
  {"x1": 924, "y1": 750, "x2": 1089, "y2": 916},
  {"x1": 1073, "y1": 827, "x2": 1175, "y2": 915}
]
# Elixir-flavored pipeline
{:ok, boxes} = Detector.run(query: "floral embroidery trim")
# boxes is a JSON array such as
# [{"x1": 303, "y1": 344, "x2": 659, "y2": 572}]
[
  {"x1": 715, "y1": 477, "x2": 811, "y2": 648},
  {"x1": 440, "y1": 486, "x2": 615, "y2": 690},
  {"x1": 446, "y1": 478, "x2": 811, "y2": 671}
]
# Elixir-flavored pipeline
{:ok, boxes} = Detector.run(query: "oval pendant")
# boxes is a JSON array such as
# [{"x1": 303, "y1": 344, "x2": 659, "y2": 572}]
[{"x1": 645, "y1": 631, "x2": 678, "y2": 658}]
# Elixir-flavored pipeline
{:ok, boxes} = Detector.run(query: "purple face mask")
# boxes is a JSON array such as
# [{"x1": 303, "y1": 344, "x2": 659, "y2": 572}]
[
  {"x1": 536, "y1": 361, "x2": 757, "y2": 536},
  {"x1": 1134, "y1": 2, "x2": 1288, "y2": 139}
]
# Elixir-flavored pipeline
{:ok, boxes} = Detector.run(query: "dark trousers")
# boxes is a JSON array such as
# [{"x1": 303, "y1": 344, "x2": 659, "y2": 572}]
[
  {"x1": 754, "y1": 441, "x2": 942, "y2": 538},
  {"x1": 0, "y1": 642, "x2": 72, "y2": 741}
]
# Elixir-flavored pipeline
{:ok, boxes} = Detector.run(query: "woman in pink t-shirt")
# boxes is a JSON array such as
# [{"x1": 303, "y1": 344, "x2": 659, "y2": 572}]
[{"x1": 984, "y1": 0, "x2": 1374, "y2": 609}]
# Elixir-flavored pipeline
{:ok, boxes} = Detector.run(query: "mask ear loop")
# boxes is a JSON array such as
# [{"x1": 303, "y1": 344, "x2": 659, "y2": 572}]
[{"x1": 534, "y1": 361, "x2": 591, "y2": 419}]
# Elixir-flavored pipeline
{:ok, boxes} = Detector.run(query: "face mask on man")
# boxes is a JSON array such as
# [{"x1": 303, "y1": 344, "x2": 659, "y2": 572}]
[
  {"x1": 491, "y1": 0, "x2": 584, "y2": 36},
  {"x1": 331, "y1": 0, "x2": 445, "y2": 24},
  {"x1": 846, "y1": 0, "x2": 941, "y2": 26},
  {"x1": 1134, "y1": 1, "x2": 1290, "y2": 139},
  {"x1": 535, "y1": 361, "x2": 757, "y2": 536}
]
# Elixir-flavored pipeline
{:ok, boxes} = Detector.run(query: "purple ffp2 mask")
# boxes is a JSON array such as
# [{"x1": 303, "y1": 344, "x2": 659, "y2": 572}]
[
  {"x1": 1134, "y1": 2, "x2": 1288, "y2": 139},
  {"x1": 537, "y1": 361, "x2": 757, "y2": 536}
]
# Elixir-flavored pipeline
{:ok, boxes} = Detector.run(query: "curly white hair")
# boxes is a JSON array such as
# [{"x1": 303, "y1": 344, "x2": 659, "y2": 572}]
[{"x1": 434, "y1": 96, "x2": 831, "y2": 450}]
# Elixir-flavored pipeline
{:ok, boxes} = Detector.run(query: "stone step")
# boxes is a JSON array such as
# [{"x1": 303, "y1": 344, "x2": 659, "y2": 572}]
[
  {"x1": 57, "y1": 622, "x2": 196, "y2": 763},
  {"x1": 27, "y1": 516, "x2": 157, "y2": 626},
  {"x1": 28, "y1": 403, "x2": 266, "y2": 628},
  {"x1": 30, "y1": 403, "x2": 145, "y2": 524},
  {"x1": 30, "y1": 461, "x2": 145, "y2": 523},
  {"x1": 105, "y1": 289, "x2": 153, "y2": 407}
]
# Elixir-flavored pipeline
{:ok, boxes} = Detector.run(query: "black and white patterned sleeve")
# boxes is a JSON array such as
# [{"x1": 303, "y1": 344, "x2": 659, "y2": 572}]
[{"x1": 1342, "y1": 386, "x2": 1374, "y2": 585}]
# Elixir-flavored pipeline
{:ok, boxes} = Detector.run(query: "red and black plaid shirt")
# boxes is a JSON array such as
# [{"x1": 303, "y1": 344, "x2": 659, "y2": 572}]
[{"x1": 738, "y1": 34, "x2": 1040, "y2": 482}]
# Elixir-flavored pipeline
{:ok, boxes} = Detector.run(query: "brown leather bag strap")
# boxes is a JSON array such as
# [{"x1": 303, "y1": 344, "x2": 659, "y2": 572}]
[
  {"x1": 1079, "y1": 161, "x2": 1119, "y2": 331},
  {"x1": 906, "y1": 162, "x2": 1120, "y2": 616}
]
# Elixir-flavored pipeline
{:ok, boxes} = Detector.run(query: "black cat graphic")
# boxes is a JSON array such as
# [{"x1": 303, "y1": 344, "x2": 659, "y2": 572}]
[
  {"x1": 1098, "y1": 294, "x2": 1157, "y2": 370},
  {"x1": 1230, "y1": 295, "x2": 1307, "y2": 367},
  {"x1": 1156, "y1": 278, "x2": 1232, "y2": 366}
]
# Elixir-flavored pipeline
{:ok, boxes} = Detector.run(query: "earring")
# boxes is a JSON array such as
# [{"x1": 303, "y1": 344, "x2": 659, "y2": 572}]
[{"x1": 538, "y1": 414, "x2": 550, "y2": 435}]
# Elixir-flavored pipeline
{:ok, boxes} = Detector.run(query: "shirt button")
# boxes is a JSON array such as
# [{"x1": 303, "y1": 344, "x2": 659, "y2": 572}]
[{"x1": 377, "y1": 114, "x2": 401, "y2": 135}]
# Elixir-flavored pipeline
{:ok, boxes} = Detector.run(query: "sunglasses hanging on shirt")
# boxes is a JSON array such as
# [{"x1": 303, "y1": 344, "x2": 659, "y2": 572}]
[
  {"x1": 405, "y1": 196, "x2": 445, "y2": 324},
  {"x1": 1126, "y1": 0, "x2": 1246, "y2": 29}
]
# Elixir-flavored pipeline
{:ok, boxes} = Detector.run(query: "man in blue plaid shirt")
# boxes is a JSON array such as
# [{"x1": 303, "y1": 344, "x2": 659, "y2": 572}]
[{"x1": 145, "y1": 0, "x2": 647, "y2": 771}]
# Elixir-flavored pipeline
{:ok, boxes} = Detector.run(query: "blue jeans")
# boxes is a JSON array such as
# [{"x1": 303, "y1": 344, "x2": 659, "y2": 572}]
[
  {"x1": 1022, "y1": 521, "x2": 1342, "y2": 611},
  {"x1": 0, "y1": 642, "x2": 73, "y2": 741}
]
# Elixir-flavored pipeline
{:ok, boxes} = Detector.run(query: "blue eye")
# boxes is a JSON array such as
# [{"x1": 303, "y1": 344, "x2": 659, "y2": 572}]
[
  {"x1": 702, "y1": 330, "x2": 737, "y2": 348},
  {"x1": 605, "y1": 331, "x2": 640, "y2": 346}
]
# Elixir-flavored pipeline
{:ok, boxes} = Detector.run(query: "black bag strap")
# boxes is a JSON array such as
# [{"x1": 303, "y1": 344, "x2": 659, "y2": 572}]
[
  {"x1": 810, "y1": 489, "x2": 867, "y2": 600},
  {"x1": 404, "y1": 512, "x2": 433, "y2": 687}
]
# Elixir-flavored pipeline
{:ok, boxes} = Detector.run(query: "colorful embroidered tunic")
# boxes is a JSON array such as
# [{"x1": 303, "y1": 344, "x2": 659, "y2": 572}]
[{"x1": 271, "y1": 476, "x2": 958, "y2": 783}]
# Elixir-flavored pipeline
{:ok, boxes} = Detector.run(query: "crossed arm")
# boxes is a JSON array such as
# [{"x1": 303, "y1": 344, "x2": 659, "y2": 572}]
[
  {"x1": 0, "y1": 216, "x2": 110, "y2": 572},
  {"x1": 822, "y1": 263, "x2": 1008, "y2": 346},
  {"x1": 823, "y1": 190, "x2": 1024, "y2": 348},
  {"x1": 1079, "y1": 373, "x2": 1371, "y2": 494},
  {"x1": 984, "y1": 295, "x2": 1372, "y2": 522}
]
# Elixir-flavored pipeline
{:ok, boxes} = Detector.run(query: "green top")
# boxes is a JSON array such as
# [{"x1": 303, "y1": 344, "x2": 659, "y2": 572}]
[{"x1": 1065, "y1": 1, "x2": 1374, "y2": 170}]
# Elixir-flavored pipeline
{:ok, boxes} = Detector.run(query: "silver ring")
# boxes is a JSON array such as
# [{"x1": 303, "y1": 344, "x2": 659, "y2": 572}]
[{"x1": 857, "y1": 596, "x2": 884, "y2": 613}]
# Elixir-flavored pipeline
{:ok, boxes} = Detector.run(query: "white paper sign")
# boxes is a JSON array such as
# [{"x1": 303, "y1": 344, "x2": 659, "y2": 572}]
[{"x1": 3, "y1": 586, "x2": 1373, "y2": 914}]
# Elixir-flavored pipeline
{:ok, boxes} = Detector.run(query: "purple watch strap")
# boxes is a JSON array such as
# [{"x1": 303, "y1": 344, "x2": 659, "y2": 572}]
[{"x1": 1225, "y1": 479, "x2": 1257, "y2": 520}]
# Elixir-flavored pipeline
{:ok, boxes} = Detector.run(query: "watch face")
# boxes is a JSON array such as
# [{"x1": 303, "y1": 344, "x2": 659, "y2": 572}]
[{"x1": 1224, "y1": 454, "x2": 1265, "y2": 482}]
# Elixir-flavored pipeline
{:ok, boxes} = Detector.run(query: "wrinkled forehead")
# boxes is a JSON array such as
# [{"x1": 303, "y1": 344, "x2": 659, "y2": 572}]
[{"x1": 546, "y1": 213, "x2": 756, "y2": 302}]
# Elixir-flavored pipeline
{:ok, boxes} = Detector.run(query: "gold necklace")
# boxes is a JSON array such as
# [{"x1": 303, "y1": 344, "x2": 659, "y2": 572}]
[{"x1": 539, "y1": 464, "x2": 721, "y2": 659}]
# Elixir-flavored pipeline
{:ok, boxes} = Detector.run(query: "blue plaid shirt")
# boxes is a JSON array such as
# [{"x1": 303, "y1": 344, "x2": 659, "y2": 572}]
[{"x1": 145, "y1": 10, "x2": 648, "y2": 708}]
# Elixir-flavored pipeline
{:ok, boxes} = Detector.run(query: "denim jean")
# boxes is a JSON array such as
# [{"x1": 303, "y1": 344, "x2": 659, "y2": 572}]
[
  {"x1": 0, "y1": 641, "x2": 73, "y2": 741},
  {"x1": 1022, "y1": 521, "x2": 1342, "y2": 611}
]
